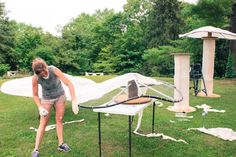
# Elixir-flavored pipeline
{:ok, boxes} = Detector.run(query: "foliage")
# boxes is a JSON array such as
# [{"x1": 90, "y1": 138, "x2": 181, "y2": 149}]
[
  {"x1": 0, "y1": 2, "x2": 3, "y2": 16},
  {"x1": 142, "y1": 46, "x2": 181, "y2": 76},
  {"x1": 145, "y1": 0, "x2": 182, "y2": 47},
  {"x1": 60, "y1": 10, "x2": 119, "y2": 74},
  {"x1": 111, "y1": 16, "x2": 146, "y2": 73},
  {"x1": 0, "y1": 0, "x2": 235, "y2": 77},
  {"x1": 55, "y1": 49, "x2": 81, "y2": 74},
  {"x1": 0, "y1": 2, "x2": 17, "y2": 70},
  {"x1": 225, "y1": 51, "x2": 235, "y2": 78},
  {"x1": 191, "y1": 0, "x2": 234, "y2": 27},
  {"x1": 215, "y1": 40, "x2": 230, "y2": 77},
  {"x1": 14, "y1": 23, "x2": 44, "y2": 71},
  {"x1": 179, "y1": 2, "x2": 204, "y2": 32},
  {"x1": 93, "y1": 45, "x2": 118, "y2": 73},
  {"x1": 29, "y1": 47, "x2": 56, "y2": 65},
  {"x1": 172, "y1": 38, "x2": 203, "y2": 64},
  {"x1": 0, "y1": 64, "x2": 10, "y2": 76}
]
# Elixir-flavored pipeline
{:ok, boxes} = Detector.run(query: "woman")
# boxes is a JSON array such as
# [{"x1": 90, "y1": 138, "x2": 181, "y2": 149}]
[{"x1": 31, "y1": 58, "x2": 78, "y2": 157}]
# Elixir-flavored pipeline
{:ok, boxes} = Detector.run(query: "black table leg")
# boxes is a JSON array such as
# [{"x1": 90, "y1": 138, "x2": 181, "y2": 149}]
[
  {"x1": 152, "y1": 102, "x2": 156, "y2": 133},
  {"x1": 129, "y1": 116, "x2": 132, "y2": 157},
  {"x1": 98, "y1": 112, "x2": 102, "y2": 157}
]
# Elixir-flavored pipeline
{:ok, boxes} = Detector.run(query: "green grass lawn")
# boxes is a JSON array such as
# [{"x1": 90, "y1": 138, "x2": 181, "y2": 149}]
[{"x1": 0, "y1": 77, "x2": 236, "y2": 157}]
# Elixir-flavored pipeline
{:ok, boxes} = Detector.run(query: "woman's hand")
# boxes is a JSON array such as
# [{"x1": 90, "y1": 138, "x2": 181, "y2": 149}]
[
  {"x1": 72, "y1": 99, "x2": 79, "y2": 115},
  {"x1": 38, "y1": 106, "x2": 48, "y2": 117}
]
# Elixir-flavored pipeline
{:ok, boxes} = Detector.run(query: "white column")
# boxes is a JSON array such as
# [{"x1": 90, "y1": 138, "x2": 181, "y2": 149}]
[
  {"x1": 198, "y1": 37, "x2": 220, "y2": 97},
  {"x1": 168, "y1": 53, "x2": 195, "y2": 113}
]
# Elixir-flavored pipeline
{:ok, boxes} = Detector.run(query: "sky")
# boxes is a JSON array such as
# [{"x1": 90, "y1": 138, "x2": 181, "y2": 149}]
[{"x1": 3, "y1": 0, "x2": 198, "y2": 36}]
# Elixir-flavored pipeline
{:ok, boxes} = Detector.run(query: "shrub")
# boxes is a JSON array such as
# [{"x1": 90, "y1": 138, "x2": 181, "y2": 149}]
[
  {"x1": 0, "y1": 64, "x2": 10, "y2": 76},
  {"x1": 142, "y1": 46, "x2": 182, "y2": 76},
  {"x1": 225, "y1": 52, "x2": 236, "y2": 78}
]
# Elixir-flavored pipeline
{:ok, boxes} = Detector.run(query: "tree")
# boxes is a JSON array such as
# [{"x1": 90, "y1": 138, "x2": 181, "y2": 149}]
[
  {"x1": 55, "y1": 49, "x2": 81, "y2": 74},
  {"x1": 93, "y1": 45, "x2": 118, "y2": 74},
  {"x1": 142, "y1": 46, "x2": 181, "y2": 76},
  {"x1": 29, "y1": 47, "x2": 56, "y2": 66},
  {"x1": 60, "y1": 12, "x2": 105, "y2": 73},
  {"x1": 0, "y1": 2, "x2": 17, "y2": 70},
  {"x1": 14, "y1": 23, "x2": 44, "y2": 71},
  {"x1": 191, "y1": 0, "x2": 234, "y2": 27},
  {"x1": 211, "y1": 40, "x2": 230, "y2": 77},
  {"x1": 0, "y1": 64, "x2": 10, "y2": 76},
  {"x1": 145, "y1": 0, "x2": 182, "y2": 47},
  {"x1": 225, "y1": 51, "x2": 235, "y2": 78}
]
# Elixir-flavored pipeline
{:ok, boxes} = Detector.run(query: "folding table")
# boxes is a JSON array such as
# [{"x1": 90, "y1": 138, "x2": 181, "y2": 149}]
[{"x1": 93, "y1": 101, "x2": 157, "y2": 157}]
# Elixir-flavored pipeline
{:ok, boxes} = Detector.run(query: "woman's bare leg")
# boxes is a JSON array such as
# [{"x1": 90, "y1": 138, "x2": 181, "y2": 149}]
[
  {"x1": 34, "y1": 102, "x2": 52, "y2": 150},
  {"x1": 54, "y1": 96, "x2": 66, "y2": 145}
]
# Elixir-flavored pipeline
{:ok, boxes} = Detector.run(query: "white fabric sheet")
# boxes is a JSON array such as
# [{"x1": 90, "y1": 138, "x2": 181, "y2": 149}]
[
  {"x1": 1, "y1": 73, "x2": 162, "y2": 104},
  {"x1": 30, "y1": 119, "x2": 84, "y2": 132},
  {"x1": 133, "y1": 110, "x2": 188, "y2": 144},
  {"x1": 0, "y1": 74, "x2": 96, "y2": 100},
  {"x1": 188, "y1": 127, "x2": 236, "y2": 141},
  {"x1": 195, "y1": 104, "x2": 225, "y2": 113}
]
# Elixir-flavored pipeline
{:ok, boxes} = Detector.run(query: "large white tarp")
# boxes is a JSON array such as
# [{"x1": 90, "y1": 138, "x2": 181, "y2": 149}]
[
  {"x1": 0, "y1": 74, "x2": 96, "y2": 101},
  {"x1": 1, "y1": 73, "x2": 162, "y2": 103}
]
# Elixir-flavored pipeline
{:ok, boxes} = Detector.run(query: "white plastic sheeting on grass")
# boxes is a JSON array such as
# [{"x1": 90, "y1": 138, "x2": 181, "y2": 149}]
[
  {"x1": 30, "y1": 119, "x2": 84, "y2": 132},
  {"x1": 188, "y1": 127, "x2": 236, "y2": 141},
  {"x1": 133, "y1": 110, "x2": 188, "y2": 144},
  {"x1": 195, "y1": 104, "x2": 225, "y2": 113}
]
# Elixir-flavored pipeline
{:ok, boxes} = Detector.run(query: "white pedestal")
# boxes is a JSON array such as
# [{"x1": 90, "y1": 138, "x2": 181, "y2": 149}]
[
  {"x1": 168, "y1": 53, "x2": 196, "y2": 113},
  {"x1": 198, "y1": 37, "x2": 220, "y2": 98}
]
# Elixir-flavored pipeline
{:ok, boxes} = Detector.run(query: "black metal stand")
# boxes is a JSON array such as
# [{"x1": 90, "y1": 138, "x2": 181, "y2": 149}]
[
  {"x1": 201, "y1": 76, "x2": 208, "y2": 96},
  {"x1": 152, "y1": 102, "x2": 156, "y2": 133},
  {"x1": 128, "y1": 116, "x2": 132, "y2": 157},
  {"x1": 190, "y1": 63, "x2": 208, "y2": 96},
  {"x1": 192, "y1": 76, "x2": 208, "y2": 96},
  {"x1": 98, "y1": 113, "x2": 102, "y2": 157}
]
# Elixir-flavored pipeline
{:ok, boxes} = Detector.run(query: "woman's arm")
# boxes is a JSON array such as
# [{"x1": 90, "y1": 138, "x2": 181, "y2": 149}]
[
  {"x1": 32, "y1": 75, "x2": 41, "y2": 107},
  {"x1": 32, "y1": 75, "x2": 49, "y2": 117},
  {"x1": 53, "y1": 67, "x2": 76, "y2": 101},
  {"x1": 53, "y1": 67, "x2": 78, "y2": 114}
]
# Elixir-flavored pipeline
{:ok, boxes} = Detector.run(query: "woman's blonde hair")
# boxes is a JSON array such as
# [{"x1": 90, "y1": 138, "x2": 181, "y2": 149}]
[{"x1": 32, "y1": 57, "x2": 48, "y2": 74}]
